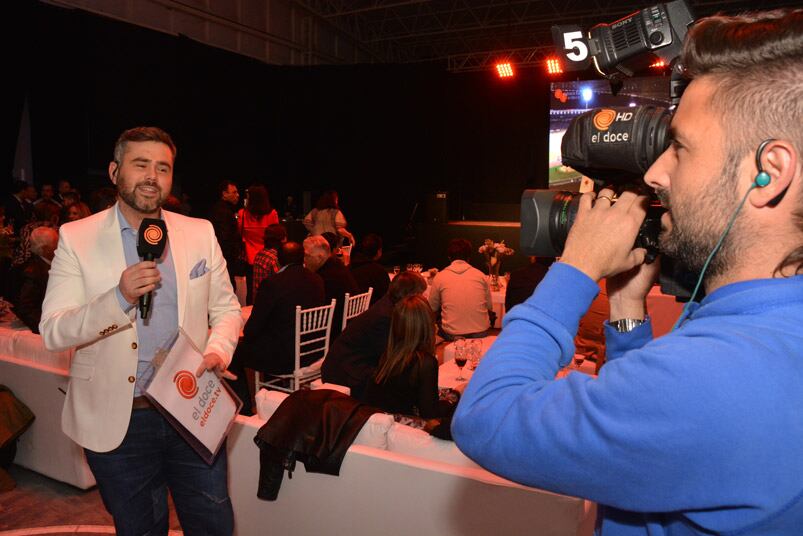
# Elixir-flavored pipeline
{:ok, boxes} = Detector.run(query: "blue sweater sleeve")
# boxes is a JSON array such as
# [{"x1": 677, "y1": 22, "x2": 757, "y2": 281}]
[{"x1": 451, "y1": 263, "x2": 777, "y2": 515}]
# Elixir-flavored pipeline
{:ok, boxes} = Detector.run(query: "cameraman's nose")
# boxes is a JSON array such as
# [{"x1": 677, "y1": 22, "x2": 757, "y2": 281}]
[{"x1": 644, "y1": 149, "x2": 672, "y2": 191}]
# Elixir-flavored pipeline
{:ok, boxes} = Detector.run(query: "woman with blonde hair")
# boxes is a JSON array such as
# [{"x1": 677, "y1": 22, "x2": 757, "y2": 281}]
[{"x1": 361, "y1": 295, "x2": 455, "y2": 437}]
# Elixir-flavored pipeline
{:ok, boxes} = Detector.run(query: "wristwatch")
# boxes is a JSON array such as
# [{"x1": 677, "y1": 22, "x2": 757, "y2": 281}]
[{"x1": 610, "y1": 318, "x2": 645, "y2": 333}]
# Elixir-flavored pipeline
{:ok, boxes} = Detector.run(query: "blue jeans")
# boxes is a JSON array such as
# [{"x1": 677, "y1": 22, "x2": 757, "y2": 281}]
[{"x1": 84, "y1": 409, "x2": 233, "y2": 536}]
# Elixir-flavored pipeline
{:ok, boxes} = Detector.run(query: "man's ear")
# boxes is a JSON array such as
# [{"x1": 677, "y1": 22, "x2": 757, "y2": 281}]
[
  {"x1": 108, "y1": 161, "x2": 119, "y2": 185},
  {"x1": 750, "y1": 140, "x2": 798, "y2": 208}
]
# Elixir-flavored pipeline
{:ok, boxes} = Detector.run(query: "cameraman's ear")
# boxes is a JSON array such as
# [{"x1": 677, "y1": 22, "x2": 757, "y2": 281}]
[{"x1": 749, "y1": 141, "x2": 798, "y2": 209}]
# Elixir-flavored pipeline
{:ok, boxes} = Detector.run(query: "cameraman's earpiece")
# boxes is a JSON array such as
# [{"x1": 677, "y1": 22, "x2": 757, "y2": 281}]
[{"x1": 754, "y1": 139, "x2": 775, "y2": 188}]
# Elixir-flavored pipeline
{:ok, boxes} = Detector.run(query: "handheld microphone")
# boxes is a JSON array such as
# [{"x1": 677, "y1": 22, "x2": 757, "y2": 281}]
[{"x1": 136, "y1": 218, "x2": 168, "y2": 319}]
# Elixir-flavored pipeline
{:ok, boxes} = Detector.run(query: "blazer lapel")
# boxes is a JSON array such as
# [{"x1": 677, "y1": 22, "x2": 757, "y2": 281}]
[
  {"x1": 163, "y1": 211, "x2": 188, "y2": 326},
  {"x1": 101, "y1": 206, "x2": 128, "y2": 293}
]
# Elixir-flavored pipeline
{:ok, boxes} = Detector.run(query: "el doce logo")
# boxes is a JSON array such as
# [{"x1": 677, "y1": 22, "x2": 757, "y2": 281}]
[
  {"x1": 144, "y1": 224, "x2": 164, "y2": 245},
  {"x1": 593, "y1": 109, "x2": 617, "y2": 131},
  {"x1": 173, "y1": 370, "x2": 199, "y2": 399}
]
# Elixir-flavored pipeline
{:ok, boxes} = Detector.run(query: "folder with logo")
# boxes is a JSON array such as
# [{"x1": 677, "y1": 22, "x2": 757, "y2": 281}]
[{"x1": 143, "y1": 329, "x2": 242, "y2": 464}]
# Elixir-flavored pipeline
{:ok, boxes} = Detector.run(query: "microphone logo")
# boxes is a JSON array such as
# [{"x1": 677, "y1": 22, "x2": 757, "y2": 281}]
[
  {"x1": 144, "y1": 224, "x2": 164, "y2": 246},
  {"x1": 593, "y1": 109, "x2": 616, "y2": 131},
  {"x1": 173, "y1": 370, "x2": 199, "y2": 399}
]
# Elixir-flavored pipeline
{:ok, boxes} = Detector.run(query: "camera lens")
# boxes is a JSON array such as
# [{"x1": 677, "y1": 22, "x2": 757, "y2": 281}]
[{"x1": 521, "y1": 189, "x2": 664, "y2": 259}]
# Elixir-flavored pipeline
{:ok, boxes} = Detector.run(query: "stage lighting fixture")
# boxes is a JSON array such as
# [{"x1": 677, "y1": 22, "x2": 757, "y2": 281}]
[
  {"x1": 496, "y1": 62, "x2": 514, "y2": 78},
  {"x1": 581, "y1": 87, "x2": 593, "y2": 103},
  {"x1": 546, "y1": 58, "x2": 563, "y2": 75}
]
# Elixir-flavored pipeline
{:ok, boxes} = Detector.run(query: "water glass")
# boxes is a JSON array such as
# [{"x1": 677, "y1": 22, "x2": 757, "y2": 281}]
[{"x1": 468, "y1": 339, "x2": 482, "y2": 370}]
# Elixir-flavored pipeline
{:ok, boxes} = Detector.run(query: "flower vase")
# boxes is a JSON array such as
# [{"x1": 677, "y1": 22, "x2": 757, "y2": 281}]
[{"x1": 487, "y1": 259, "x2": 501, "y2": 291}]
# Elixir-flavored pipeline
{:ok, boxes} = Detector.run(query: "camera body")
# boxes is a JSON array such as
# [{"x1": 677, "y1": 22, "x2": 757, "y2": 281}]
[{"x1": 522, "y1": 1, "x2": 696, "y2": 297}]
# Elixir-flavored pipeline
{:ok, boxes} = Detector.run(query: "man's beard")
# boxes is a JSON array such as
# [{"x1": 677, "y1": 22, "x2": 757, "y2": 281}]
[
  {"x1": 657, "y1": 157, "x2": 743, "y2": 278},
  {"x1": 118, "y1": 176, "x2": 165, "y2": 214}
]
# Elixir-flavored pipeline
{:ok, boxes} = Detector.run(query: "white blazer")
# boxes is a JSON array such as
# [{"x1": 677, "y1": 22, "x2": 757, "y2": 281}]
[{"x1": 40, "y1": 205, "x2": 243, "y2": 452}]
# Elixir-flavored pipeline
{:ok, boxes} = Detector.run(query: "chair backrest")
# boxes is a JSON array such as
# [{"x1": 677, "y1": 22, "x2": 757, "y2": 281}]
[
  {"x1": 341, "y1": 287, "x2": 373, "y2": 330},
  {"x1": 295, "y1": 299, "x2": 337, "y2": 371}
]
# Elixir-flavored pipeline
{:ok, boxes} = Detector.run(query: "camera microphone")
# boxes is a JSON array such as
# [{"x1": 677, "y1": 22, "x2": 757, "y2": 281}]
[{"x1": 136, "y1": 218, "x2": 168, "y2": 319}]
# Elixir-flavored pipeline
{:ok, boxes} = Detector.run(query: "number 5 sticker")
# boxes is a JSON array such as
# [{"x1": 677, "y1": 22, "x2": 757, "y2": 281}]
[
  {"x1": 551, "y1": 25, "x2": 592, "y2": 70},
  {"x1": 563, "y1": 31, "x2": 588, "y2": 61}
]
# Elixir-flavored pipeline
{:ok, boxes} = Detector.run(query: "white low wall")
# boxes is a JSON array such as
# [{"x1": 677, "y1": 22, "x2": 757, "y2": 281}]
[{"x1": 228, "y1": 415, "x2": 596, "y2": 536}]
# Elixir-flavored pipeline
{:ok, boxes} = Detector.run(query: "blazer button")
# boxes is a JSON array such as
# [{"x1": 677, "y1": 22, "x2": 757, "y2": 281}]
[
  {"x1": 128, "y1": 376, "x2": 135, "y2": 383},
  {"x1": 131, "y1": 342, "x2": 138, "y2": 350}
]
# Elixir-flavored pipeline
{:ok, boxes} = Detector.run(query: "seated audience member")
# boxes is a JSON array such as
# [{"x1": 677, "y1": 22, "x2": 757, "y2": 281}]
[
  {"x1": 11, "y1": 221, "x2": 55, "y2": 271},
  {"x1": 227, "y1": 241, "x2": 325, "y2": 414},
  {"x1": 252, "y1": 223, "x2": 287, "y2": 297},
  {"x1": 504, "y1": 256, "x2": 555, "y2": 311},
  {"x1": 321, "y1": 271, "x2": 427, "y2": 397},
  {"x1": 9, "y1": 226, "x2": 58, "y2": 333},
  {"x1": 33, "y1": 184, "x2": 61, "y2": 226},
  {"x1": 349, "y1": 233, "x2": 389, "y2": 304},
  {"x1": 62, "y1": 201, "x2": 91, "y2": 223},
  {"x1": 55, "y1": 179, "x2": 72, "y2": 205},
  {"x1": 360, "y1": 295, "x2": 455, "y2": 439},
  {"x1": 304, "y1": 235, "x2": 359, "y2": 340},
  {"x1": 429, "y1": 238, "x2": 492, "y2": 340}
]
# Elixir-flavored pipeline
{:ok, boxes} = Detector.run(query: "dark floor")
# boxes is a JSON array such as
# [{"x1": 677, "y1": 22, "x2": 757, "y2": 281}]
[{"x1": 0, "y1": 464, "x2": 182, "y2": 534}]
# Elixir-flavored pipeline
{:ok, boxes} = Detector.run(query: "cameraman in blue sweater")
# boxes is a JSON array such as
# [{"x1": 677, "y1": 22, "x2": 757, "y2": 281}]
[{"x1": 453, "y1": 9, "x2": 803, "y2": 535}]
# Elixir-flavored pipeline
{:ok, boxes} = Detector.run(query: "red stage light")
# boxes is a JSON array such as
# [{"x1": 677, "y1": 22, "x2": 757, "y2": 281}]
[
  {"x1": 546, "y1": 58, "x2": 563, "y2": 75},
  {"x1": 650, "y1": 59, "x2": 667, "y2": 68},
  {"x1": 496, "y1": 62, "x2": 514, "y2": 78}
]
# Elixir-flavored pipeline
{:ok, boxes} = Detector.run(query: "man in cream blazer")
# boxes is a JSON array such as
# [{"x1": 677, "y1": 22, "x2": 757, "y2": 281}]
[{"x1": 40, "y1": 127, "x2": 242, "y2": 536}]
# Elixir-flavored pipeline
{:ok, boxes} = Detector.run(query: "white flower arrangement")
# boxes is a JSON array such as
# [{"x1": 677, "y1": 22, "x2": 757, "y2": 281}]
[{"x1": 478, "y1": 239, "x2": 514, "y2": 257}]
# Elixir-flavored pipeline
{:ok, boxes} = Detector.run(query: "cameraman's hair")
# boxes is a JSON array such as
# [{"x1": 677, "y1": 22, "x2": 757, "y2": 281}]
[
  {"x1": 113, "y1": 127, "x2": 177, "y2": 164},
  {"x1": 682, "y1": 9, "x2": 803, "y2": 274}
]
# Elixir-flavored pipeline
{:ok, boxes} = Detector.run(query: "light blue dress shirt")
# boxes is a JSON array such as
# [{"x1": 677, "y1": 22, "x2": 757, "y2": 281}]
[{"x1": 113, "y1": 204, "x2": 178, "y2": 396}]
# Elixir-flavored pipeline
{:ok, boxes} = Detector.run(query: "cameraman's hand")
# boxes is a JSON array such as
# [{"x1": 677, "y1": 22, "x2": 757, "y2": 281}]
[
  {"x1": 118, "y1": 261, "x2": 161, "y2": 304},
  {"x1": 607, "y1": 257, "x2": 660, "y2": 321},
  {"x1": 560, "y1": 188, "x2": 650, "y2": 282}
]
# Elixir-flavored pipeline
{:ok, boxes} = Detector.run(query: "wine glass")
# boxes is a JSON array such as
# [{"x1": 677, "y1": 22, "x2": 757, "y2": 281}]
[{"x1": 454, "y1": 339, "x2": 468, "y2": 381}]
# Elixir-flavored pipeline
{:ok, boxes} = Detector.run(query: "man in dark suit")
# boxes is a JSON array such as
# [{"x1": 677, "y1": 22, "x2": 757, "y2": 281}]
[
  {"x1": 304, "y1": 235, "x2": 359, "y2": 341},
  {"x1": 208, "y1": 180, "x2": 241, "y2": 286},
  {"x1": 11, "y1": 226, "x2": 58, "y2": 333},
  {"x1": 227, "y1": 241, "x2": 325, "y2": 413},
  {"x1": 3, "y1": 180, "x2": 35, "y2": 235},
  {"x1": 504, "y1": 256, "x2": 555, "y2": 312},
  {"x1": 349, "y1": 233, "x2": 389, "y2": 305},
  {"x1": 321, "y1": 271, "x2": 426, "y2": 398}
]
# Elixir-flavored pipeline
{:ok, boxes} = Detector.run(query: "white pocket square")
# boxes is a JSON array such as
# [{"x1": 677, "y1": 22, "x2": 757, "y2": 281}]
[{"x1": 190, "y1": 259, "x2": 209, "y2": 279}]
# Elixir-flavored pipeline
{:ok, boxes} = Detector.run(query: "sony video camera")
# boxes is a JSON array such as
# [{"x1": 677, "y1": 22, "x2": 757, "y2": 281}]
[{"x1": 520, "y1": 1, "x2": 696, "y2": 295}]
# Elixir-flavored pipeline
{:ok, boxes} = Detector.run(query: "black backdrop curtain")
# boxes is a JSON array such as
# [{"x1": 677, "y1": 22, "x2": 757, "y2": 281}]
[{"x1": 6, "y1": 0, "x2": 549, "y2": 245}]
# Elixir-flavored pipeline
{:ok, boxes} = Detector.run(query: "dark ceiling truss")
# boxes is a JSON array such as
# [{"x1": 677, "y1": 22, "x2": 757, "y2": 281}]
[{"x1": 291, "y1": 0, "x2": 803, "y2": 70}]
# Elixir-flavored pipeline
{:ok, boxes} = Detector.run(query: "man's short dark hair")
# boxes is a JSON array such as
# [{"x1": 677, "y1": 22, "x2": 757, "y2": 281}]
[
  {"x1": 447, "y1": 238, "x2": 472, "y2": 261},
  {"x1": 278, "y1": 241, "x2": 304, "y2": 267},
  {"x1": 360, "y1": 233, "x2": 383, "y2": 258},
  {"x1": 217, "y1": 180, "x2": 237, "y2": 197},
  {"x1": 388, "y1": 271, "x2": 427, "y2": 304},
  {"x1": 113, "y1": 126, "x2": 176, "y2": 164},
  {"x1": 264, "y1": 224, "x2": 287, "y2": 251}
]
